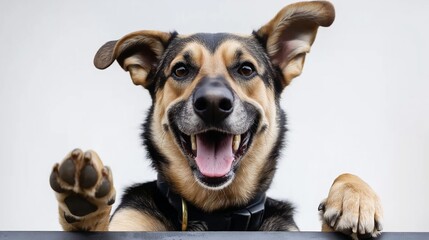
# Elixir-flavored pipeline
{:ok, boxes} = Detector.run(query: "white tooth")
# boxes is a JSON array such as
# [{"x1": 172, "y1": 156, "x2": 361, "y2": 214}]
[
  {"x1": 233, "y1": 135, "x2": 241, "y2": 152},
  {"x1": 191, "y1": 134, "x2": 197, "y2": 151}
]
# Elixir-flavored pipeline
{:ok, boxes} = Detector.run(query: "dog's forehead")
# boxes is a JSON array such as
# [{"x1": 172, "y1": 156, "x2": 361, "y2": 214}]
[
  {"x1": 166, "y1": 32, "x2": 262, "y2": 58},
  {"x1": 185, "y1": 33, "x2": 248, "y2": 53}
]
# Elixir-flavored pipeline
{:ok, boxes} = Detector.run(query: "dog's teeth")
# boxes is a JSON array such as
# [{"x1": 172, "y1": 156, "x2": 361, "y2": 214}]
[
  {"x1": 191, "y1": 134, "x2": 197, "y2": 151},
  {"x1": 233, "y1": 135, "x2": 241, "y2": 152}
]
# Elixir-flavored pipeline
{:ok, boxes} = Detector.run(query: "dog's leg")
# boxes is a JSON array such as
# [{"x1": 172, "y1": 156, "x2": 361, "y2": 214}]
[
  {"x1": 49, "y1": 149, "x2": 116, "y2": 231},
  {"x1": 319, "y1": 173, "x2": 383, "y2": 239}
]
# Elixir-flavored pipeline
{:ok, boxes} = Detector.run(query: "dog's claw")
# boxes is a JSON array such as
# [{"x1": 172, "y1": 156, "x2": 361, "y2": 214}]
[
  {"x1": 64, "y1": 212, "x2": 80, "y2": 224},
  {"x1": 318, "y1": 201, "x2": 326, "y2": 211},
  {"x1": 329, "y1": 212, "x2": 340, "y2": 228},
  {"x1": 375, "y1": 220, "x2": 383, "y2": 232},
  {"x1": 71, "y1": 148, "x2": 82, "y2": 158},
  {"x1": 84, "y1": 151, "x2": 92, "y2": 161},
  {"x1": 107, "y1": 196, "x2": 116, "y2": 206}
]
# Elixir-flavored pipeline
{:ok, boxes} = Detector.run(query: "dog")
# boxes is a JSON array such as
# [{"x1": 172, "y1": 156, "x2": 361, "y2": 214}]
[{"x1": 49, "y1": 1, "x2": 383, "y2": 238}]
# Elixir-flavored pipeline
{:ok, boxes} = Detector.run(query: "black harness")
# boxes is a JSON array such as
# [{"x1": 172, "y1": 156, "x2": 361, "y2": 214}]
[{"x1": 157, "y1": 175, "x2": 266, "y2": 231}]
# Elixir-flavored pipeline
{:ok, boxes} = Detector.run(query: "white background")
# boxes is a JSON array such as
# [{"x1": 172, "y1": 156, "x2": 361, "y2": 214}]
[{"x1": 0, "y1": 0, "x2": 428, "y2": 232}]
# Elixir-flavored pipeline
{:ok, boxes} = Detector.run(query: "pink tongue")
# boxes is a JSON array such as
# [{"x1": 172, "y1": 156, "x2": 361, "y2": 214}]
[{"x1": 195, "y1": 134, "x2": 234, "y2": 178}]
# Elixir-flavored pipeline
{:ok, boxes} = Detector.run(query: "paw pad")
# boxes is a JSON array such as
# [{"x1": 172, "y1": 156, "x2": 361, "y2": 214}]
[
  {"x1": 50, "y1": 148, "x2": 116, "y2": 219},
  {"x1": 95, "y1": 177, "x2": 111, "y2": 198},
  {"x1": 58, "y1": 157, "x2": 76, "y2": 185},
  {"x1": 49, "y1": 166, "x2": 65, "y2": 193},
  {"x1": 79, "y1": 164, "x2": 98, "y2": 189},
  {"x1": 64, "y1": 194, "x2": 98, "y2": 217}
]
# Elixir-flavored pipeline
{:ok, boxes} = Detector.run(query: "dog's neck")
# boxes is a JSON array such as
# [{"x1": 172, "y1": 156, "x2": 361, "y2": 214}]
[{"x1": 156, "y1": 174, "x2": 266, "y2": 231}]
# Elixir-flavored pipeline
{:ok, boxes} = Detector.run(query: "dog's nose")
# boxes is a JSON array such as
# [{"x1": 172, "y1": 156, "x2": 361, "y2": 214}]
[{"x1": 193, "y1": 77, "x2": 234, "y2": 124}]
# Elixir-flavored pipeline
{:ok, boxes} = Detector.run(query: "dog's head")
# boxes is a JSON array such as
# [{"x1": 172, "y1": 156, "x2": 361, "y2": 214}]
[{"x1": 94, "y1": 1, "x2": 334, "y2": 211}]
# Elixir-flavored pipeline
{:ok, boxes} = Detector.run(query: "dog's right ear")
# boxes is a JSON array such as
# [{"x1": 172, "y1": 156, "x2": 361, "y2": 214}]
[{"x1": 94, "y1": 30, "x2": 174, "y2": 88}]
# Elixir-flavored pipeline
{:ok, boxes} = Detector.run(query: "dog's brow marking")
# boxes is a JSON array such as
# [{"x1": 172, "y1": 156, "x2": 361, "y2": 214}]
[
  {"x1": 171, "y1": 51, "x2": 192, "y2": 67},
  {"x1": 234, "y1": 50, "x2": 243, "y2": 61},
  {"x1": 230, "y1": 49, "x2": 245, "y2": 68},
  {"x1": 183, "y1": 52, "x2": 192, "y2": 61},
  {"x1": 228, "y1": 45, "x2": 263, "y2": 71},
  {"x1": 183, "y1": 51, "x2": 198, "y2": 67}
]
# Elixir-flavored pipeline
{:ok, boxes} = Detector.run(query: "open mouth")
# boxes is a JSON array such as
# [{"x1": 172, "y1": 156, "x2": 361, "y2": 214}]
[{"x1": 178, "y1": 130, "x2": 252, "y2": 189}]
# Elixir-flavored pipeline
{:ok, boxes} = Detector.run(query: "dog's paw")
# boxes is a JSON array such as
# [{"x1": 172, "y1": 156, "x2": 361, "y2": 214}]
[
  {"x1": 319, "y1": 173, "x2": 383, "y2": 239},
  {"x1": 50, "y1": 149, "x2": 116, "y2": 223}
]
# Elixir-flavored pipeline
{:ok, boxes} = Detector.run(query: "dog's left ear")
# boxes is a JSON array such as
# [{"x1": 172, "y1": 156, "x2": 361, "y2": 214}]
[
  {"x1": 255, "y1": 1, "x2": 335, "y2": 88},
  {"x1": 93, "y1": 30, "x2": 173, "y2": 88}
]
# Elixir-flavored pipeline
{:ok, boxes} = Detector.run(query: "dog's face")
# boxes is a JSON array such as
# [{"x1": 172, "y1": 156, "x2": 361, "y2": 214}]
[
  {"x1": 158, "y1": 34, "x2": 278, "y2": 189},
  {"x1": 94, "y1": 1, "x2": 334, "y2": 211}
]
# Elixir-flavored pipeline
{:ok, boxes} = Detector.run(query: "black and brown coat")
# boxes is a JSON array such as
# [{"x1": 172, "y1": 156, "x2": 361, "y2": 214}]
[{"x1": 49, "y1": 1, "x2": 383, "y2": 238}]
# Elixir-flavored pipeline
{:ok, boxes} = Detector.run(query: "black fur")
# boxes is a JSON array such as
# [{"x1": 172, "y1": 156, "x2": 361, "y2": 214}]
[
  {"x1": 261, "y1": 198, "x2": 298, "y2": 231},
  {"x1": 115, "y1": 181, "x2": 297, "y2": 231},
  {"x1": 141, "y1": 105, "x2": 170, "y2": 173},
  {"x1": 114, "y1": 181, "x2": 177, "y2": 230}
]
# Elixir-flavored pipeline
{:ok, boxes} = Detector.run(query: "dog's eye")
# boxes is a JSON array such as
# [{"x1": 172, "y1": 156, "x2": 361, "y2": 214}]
[
  {"x1": 238, "y1": 62, "x2": 255, "y2": 77},
  {"x1": 172, "y1": 63, "x2": 189, "y2": 78}
]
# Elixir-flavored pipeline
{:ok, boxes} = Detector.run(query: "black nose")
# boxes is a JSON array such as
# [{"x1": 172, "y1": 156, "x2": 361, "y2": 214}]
[{"x1": 193, "y1": 77, "x2": 234, "y2": 124}]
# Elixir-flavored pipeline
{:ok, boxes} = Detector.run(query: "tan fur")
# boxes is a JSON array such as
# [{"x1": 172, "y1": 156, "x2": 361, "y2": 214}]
[
  {"x1": 321, "y1": 173, "x2": 383, "y2": 238},
  {"x1": 109, "y1": 208, "x2": 168, "y2": 231},
  {"x1": 59, "y1": 207, "x2": 111, "y2": 231}
]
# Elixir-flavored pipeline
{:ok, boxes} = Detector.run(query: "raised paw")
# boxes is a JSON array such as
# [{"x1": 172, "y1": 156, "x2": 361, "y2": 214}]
[
  {"x1": 319, "y1": 173, "x2": 383, "y2": 239},
  {"x1": 50, "y1": 149, "x2": 115, "y2": 228}
]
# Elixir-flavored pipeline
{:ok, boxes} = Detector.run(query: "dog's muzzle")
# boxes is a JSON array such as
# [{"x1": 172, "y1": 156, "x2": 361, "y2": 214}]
[{"x1": 168, "y1": 76, "x2": 259, "y2": 189}]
